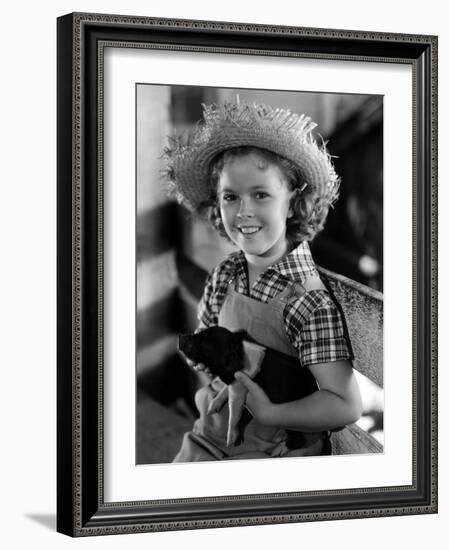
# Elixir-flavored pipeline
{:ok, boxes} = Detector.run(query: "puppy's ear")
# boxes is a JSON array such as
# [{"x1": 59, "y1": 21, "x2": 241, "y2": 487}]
[
  {"x1": 225, "y1": 337, "x2": 244, "y2": 372},
  {"x1": 217, "y1": 344, "x2": 244, "y2": 384},
  {"x1": 234, "y1": 330, "x2": 248, "y2": 342},
  {"x1": 226, "y1": 351, "x2": 243, "y2": 374}
]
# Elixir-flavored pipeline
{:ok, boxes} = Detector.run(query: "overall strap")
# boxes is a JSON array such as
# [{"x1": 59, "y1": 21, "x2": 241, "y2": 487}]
[
  {"x1": 300, "y1": 275, "x2": 327, "y2": 293},
  {"x1": 276, "y1": 275, "x2": 327, "y2": 304}
]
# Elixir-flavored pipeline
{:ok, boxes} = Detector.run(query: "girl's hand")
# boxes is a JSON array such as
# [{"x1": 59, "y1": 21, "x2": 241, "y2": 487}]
[
  {"x1": 183, "y1": 358, "x2": 214, "y2": 387},
  {"x1": 234, "y1": 372, "x2": 277, "y2": 426},
  {"x1": 192, "y1": 362, "x2": 212, "y2": 377},
  {"x1": 185, "y1": 358, "x2": 212, "y2": 378}
]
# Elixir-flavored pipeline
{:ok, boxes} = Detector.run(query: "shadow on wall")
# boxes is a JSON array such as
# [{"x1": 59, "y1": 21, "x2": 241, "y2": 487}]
[{"x1": 313, "y1": 96, "x2": 383, "y2": 291}]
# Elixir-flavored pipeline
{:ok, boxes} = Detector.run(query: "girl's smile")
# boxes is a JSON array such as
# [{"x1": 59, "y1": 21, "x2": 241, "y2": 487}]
[
  {"x1": 218, "y1": 153, "x2": 294, "y2": 266},
  {"x1": 237, "y1": 225, "x2": 261, "y2": 236}
]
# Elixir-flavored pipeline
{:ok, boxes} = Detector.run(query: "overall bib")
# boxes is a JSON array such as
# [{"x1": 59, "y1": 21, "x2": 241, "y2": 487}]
[{"x1": 173, "y1": 275, "x2": 327, "y2": 462}]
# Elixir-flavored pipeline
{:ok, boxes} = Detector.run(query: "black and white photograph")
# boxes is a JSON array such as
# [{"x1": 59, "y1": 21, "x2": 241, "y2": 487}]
[
  {"x1": 53, "y1": 9, "x2": 437, "y2": 539},
  {"x1": 136, "y1": 85, "x2": 384, "y2": 465},
  {"x1": 0, "y1": 0, "x2": 443, "y2": 546}
]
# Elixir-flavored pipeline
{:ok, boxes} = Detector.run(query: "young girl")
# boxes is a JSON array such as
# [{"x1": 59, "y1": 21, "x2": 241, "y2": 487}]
[{"x1": 164, "y1": 100, "x2": 362, "y2": 461}]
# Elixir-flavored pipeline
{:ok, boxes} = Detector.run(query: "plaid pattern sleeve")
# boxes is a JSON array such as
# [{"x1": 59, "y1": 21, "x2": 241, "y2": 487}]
[
  {"x1": 196, "y1": 271, "x2": 216, "y2": 330},
  {"x1": 197, "y1": 256, "x2": 236, "y2": 330},
  {"x1": 284, "y1": 290, "x2": 352, "y2": 367}
]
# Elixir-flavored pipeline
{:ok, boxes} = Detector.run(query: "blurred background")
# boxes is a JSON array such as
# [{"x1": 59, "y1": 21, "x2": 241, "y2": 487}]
[{"x1": 136, "y1": 85, "x2": 383, "y2": 464}]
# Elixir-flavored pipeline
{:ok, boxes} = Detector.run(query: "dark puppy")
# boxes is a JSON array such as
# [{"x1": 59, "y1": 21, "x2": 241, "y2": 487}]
[{"x1": 178, "y1": 326, "x2": 319, "y2": 448}]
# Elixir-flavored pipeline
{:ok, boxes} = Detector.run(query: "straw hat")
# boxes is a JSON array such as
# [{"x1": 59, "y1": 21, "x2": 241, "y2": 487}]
[{"x1": 163, "y1": 99, "x2": 339, "y2": 212}]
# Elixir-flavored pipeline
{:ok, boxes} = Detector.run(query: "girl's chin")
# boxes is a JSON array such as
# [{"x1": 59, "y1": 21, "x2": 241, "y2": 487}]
[
  {"x1": 236, "y1": 241, "x2": 277, "y2": 258},
  {"x1": 227, "y1": 230, "x2": 287, "y2": 258},
  {"x1": 234, "y1": 239, "x2": 288, "y2": 261},
  {"x1": 232, "y1": 240, "x2": 262, "y2": 255}
]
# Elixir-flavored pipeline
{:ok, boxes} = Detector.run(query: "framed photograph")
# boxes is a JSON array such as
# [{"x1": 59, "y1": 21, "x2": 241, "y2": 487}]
[{"x1": 57, "y1": 12, "x2": 437, "y2": 536}]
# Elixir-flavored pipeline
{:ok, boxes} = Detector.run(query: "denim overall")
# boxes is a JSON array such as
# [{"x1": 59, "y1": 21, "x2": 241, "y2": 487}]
[{"x1": 173, "y1": 274, "x2": 328, "y2": 462}]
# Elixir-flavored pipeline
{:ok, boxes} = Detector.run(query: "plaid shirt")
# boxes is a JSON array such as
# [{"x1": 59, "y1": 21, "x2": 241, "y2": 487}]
[{"x1": 198, "y1": 242, "x2": 352, "y2": 368}]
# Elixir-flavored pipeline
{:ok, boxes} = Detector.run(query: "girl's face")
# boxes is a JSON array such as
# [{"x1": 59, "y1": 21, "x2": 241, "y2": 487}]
[{"x1": 217, "y1": 153, "x2": 294, "y2": 263}]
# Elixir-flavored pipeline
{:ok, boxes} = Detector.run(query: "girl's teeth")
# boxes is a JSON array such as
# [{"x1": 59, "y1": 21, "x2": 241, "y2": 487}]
[{"x1": 240, "y1": 227, "x2": 260, "y2": 234}]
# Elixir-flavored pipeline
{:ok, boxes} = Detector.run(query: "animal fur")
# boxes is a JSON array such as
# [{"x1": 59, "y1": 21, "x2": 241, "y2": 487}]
[{"x1": 178, "y1": 326, "x2": 319, "y2": 448}]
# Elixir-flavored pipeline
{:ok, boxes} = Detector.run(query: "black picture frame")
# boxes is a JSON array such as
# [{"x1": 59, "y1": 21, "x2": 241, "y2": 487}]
[{"x1": 57, "y1": 12, "x2": 438, "y2": 536}]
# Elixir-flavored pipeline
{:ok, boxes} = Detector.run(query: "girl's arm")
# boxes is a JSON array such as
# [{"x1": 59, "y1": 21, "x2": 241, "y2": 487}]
[{"x1": 235, "y1": 359, "x2": 363, "y2": 432}]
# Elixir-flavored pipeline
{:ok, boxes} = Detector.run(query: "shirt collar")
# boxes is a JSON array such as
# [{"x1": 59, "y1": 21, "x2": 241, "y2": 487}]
[
  {"x1": 229, "y1": 241, "x2": 317, "y2": 282},
  {"x1": 272, "y1": 241, "x2": 317, "y2": 280}
]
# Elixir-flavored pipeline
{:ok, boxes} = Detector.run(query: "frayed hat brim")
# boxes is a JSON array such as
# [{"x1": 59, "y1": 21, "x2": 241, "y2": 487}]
[{"x1": 163, "y1": 101, "x2": 339, "y2": 212}]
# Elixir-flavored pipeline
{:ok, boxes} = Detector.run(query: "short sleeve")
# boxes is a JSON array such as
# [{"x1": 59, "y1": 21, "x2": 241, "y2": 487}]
[
  {"x1": 284, "y1": 291, "x2": 352, "y2": 367},
  {"x1": 196, "y1": 258, "x2": 234, "y2": 331},
  {"x1": 197, "y1": 271, "x2": 217, "y2": 330}
]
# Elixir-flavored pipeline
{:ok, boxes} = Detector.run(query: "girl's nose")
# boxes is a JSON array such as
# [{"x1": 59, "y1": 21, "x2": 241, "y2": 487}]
[{"x1": 236, "y1": 197, "x2": 253, "y2": 217}]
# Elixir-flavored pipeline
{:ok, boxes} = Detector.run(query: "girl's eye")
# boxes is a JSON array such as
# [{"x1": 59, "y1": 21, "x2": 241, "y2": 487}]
[
  {"x1": 255, "y1": 192, "x2": 269, "y2": 199},
  {"x1": 221, "y1": 193, "x2": 237, "y2": 202}
]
